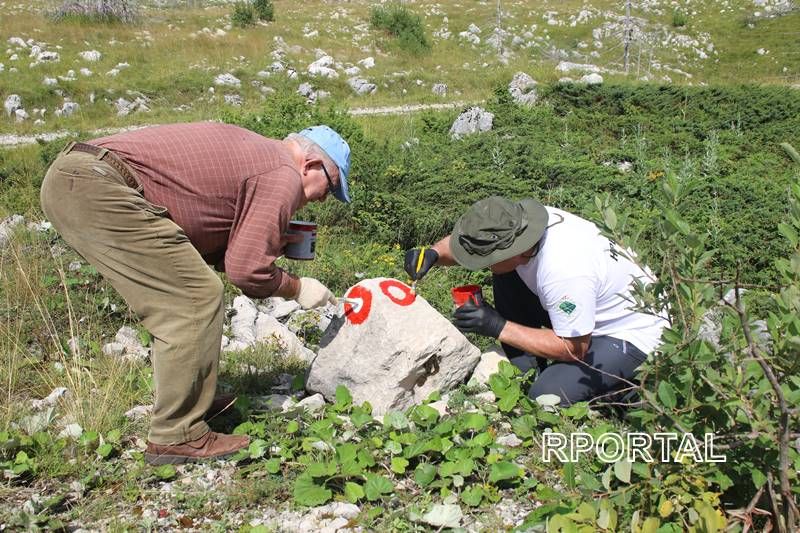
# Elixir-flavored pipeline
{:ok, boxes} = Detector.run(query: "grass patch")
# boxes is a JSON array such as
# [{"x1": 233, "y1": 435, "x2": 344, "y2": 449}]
[{"x1": 370, "y1": 2, "x2": 431, "y2": 55}]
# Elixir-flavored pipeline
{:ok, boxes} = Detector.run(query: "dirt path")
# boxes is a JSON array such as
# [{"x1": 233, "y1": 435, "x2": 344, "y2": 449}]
[{"x1": 0, "y1": 101, "x2": 476, "y2": 148}]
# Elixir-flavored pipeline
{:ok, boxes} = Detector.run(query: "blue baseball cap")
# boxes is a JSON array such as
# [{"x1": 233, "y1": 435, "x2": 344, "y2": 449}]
[{"x1": 298, "y1": 125, "x2": 352, "y2": 203}]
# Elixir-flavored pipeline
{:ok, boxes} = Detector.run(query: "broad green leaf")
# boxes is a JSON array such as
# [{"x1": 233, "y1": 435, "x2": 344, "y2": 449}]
[
  {"x1": 391, "y1": 456, "x2": 409, "y2": 474},
  {"x1": 96, "y1": 443, "x2": 114, "y2": 459},
  {"x1": 364, "y1": 473, "x2": 394, "y2": 501},
  {"x1": 641, "y1": 517, "x2": 660, "y2": 533},
  {"x1": 511, "y1": 415, "x2": 537, "y2": 438},
  {"x1": 410, "y1": 404, "x2": 440, "y2": 427},
  {"x1": 265, "y1": 458, "x2": 281, "y2": 474},
  {"x1": 286, "y1": 420, "x2": 299, "y2": 434},
  {"x1": 248, "y1": 439, "x2": 267, "y2": 459},
  {"x1": 613, "y1": 459, "x2": 632, "y2": 484},
  {"x1": 751, "y1": 468, "x2": 767, "y2": 488},
  {"x1": 335, "y1": 385, "x2": 352, "y2": 408},
  {"x1": 457, "y1": 413, "x2": 488, "y2": 432},
  {"x1": 461, "y1": 485, "x2": 484, "y2": 507},
  {"x1": 659, "y1": 499, "x2": 673, "y2": 518},
  {"x1": 488, "y1": 461, "x2": 522, "y2": 484},
  {"x1": 344, "y1": 481, "x2": 364, "y2": 503},
  {"x1": 383, "y1": 411, "x2": 409, "y2": 430},
  {"x1": 293, "y1": 474, "x2": 332, "y2": 506},
  {"x1": 414, "y1": 463, "x2": 436, "y2": 487},
  {"x1": 350, "y1": 410, "x2": 373, "y2": 428},
  {"x1": 421, "y1": 504, "x2": 463, "y2": 528},
  {"x1": 657, "y1": 382, "x2": 677, "y2": 409},
  {"x1": 336, "y1": 443, "x2": 358, "y2": 463},
  {"x1": 154, "y1": 464, "x2": 176, "y2": 480},
  {"x1": 497, "y1": 388, "x2": 520, "y2": 412}
]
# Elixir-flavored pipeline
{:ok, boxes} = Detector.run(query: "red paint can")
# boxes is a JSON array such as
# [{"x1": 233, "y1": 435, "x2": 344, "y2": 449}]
[
  {"x1": 451, "y1": 284, "x2": 483, "y2": 308},
  {"x1": 285, "y1": 221, "x2": 317, "y2": 260}
]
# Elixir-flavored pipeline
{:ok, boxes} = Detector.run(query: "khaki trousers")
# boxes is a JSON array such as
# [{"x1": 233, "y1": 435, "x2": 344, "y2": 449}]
[{"x1": 40, "y1": 147, "x2": 223, "y2": 445}]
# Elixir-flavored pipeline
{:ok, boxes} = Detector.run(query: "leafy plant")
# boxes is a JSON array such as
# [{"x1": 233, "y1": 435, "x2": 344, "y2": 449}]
[
  {"x1": 370, "y1": 3, "x2": 431, "y2": 54},
  {"x1": 231, "y1": 1, "x2": 256, "y2": 28},
  {"x1": 253, "y1": 0, "x2": 274, "y2": 22}
]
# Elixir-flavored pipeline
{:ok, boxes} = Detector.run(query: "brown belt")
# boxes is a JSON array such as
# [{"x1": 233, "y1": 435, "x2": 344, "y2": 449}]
[{"x1": 64, "y1": 141, "x2": 143, "y2": 192}]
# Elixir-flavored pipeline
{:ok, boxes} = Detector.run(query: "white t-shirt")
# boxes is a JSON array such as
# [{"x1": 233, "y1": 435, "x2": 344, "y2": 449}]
[{"x1": 515, "y1": 207, "x2": 668, "y2": 355}]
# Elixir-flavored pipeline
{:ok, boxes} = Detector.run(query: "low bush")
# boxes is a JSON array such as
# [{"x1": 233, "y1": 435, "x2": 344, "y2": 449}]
[
  {"x1": 253, "y1": 0, "x2": 274, "y2": 22},
  {"x1": 672, "y1": 9, "x2": 688, "y2": 27},
  {"x1": 231, "y1": 1, "x2": 255, "y2": 28},
  {"x1": 370, "y1": 3, "x2": 430, "y2": 55}
]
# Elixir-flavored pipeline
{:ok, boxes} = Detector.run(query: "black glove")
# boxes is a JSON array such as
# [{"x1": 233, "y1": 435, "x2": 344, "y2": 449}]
[
  {"x1": 452, "y1": 301, "x2": 507, "y2": 339},
  {"x1": 404, "y1": 248, "x2": 439, "y2": 280}
]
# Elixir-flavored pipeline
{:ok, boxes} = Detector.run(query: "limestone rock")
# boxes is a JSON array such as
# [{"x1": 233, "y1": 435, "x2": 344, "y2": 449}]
[
  {"x1": 102, "y1": 326, "x2": 149, "y2": 361},
  {"x1": 556, "y1": 61, "x2": 600, "y2": 74},
  {"x1": 580, "y1": 73, "x2": 603, "y2": 85},
  {"x1": 214, "y1": 73, "x2": 241, "y2": 87},
  {"x1": 308, "y1": 56, "x2": 338, "y2": 78},
  {"x1": 79, "y1": 50, "x2": 101, "y2": 62},
  {"x1": 508, "y1": 72, "x2": 538, "y2": 106},
  {"x1": 347, "y1": 77, "x2": 376, "y2": 95},
  {"x1": 306, "y1": 277, "x2": 480, "y2": 415},
  {"x1": 31, "y1": 387, "x2": 69, "y2": 410},
  {"x1": 254, "y1": 313, "x2": 315, "y2": 362},
  {"x1": 0, "y1": 214, "x2": 25, "y2": 248},
  {"x1": 4, "y1": 94, "x2": 21, "y2": 116},
  {"x1": 450, "y1": 107, "x2": 494, "y2": 139},
  {"x1": 471, "y1": 345, "x2": 509, "y2": 384},
  {"x1": 432, "y1": 83, "x2": 447, "y2": 97}
]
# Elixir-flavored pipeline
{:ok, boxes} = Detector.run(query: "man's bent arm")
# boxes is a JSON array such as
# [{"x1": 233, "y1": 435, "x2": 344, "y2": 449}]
[{"x1": 499, "y1": 322, "x2": 591, "y2": 362}]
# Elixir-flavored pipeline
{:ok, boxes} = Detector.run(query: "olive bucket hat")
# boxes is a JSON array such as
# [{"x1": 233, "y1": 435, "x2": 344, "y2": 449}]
[{"x1": 450, "y1": 196, "x2": 549, "y2": 270}]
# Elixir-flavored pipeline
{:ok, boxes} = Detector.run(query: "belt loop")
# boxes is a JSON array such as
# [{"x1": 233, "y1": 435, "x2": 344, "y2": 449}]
[
  {"x1": 61, "y1": 140, "x2": 77, "y2": 154},
  {"x1": 622, "y1": 340, "x2": 628, "y2": 354},
  {"x1": 95, "y1": 147, "x2": 110, "y2": 161}
]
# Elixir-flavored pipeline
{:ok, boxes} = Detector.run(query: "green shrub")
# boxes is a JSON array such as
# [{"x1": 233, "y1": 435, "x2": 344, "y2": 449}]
[
  {"x1": 370, "y1": 3, "x2": 430, "y2": 54},
  {"x1": 253, "y1": 0, "x2": 274, "y2": 22},
  {"x1": 672, "y1": 9, "x2": 688, "y2": 27},
  {"x1": 231, "y1": 1, "x2": 255, "y2": 28}
]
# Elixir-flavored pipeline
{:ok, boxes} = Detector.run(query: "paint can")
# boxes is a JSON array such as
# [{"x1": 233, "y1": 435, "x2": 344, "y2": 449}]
[
  {"x1": 285, "y1": 221, "x2": 317, "y2": 260},
  {"x1": 451, "y1": 284, "x2": 483, "y2": 308}
]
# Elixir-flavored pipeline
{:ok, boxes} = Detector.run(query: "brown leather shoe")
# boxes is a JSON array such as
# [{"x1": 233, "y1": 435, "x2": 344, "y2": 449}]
[
  {"x1": 145, "y1": 431, "x2": 250, "y2": 465},
  {"x1": 205, "y1": 393, "x2": 238, "y2": 420}
]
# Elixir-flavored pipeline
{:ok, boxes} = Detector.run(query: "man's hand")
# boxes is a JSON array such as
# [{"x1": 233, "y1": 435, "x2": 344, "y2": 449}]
[
  {"x1": 295, "y1": 277, "x2": 338, "y2": 309},
  {"x1": 404, "y1": 248, "x2": 439, "y2": 280},
  {"x1": 452, "y1": 301, "x2": 507, "y2": 339}
]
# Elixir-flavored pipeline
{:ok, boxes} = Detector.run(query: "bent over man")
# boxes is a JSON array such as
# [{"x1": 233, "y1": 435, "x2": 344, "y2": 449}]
[
  {"x1": 406, "y1": 196, "x2": 667, "y2": 407},
  {"x1": 40, "y1": 122, "x2": 351, "y2": 464}
]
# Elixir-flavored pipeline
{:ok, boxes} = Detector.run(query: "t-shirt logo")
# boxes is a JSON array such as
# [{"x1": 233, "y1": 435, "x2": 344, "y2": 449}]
[{"x1": 558, "y1": 300, "x2": 577, "y2": 315}]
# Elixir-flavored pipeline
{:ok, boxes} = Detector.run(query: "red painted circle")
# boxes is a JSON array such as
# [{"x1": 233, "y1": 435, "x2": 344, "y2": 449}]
[
  {"x1": 345, "y1": 285, "x2": 373, "y2": 325},
  {"x1": 379, "y1": 279, "x2": 416, "y2": 306}
]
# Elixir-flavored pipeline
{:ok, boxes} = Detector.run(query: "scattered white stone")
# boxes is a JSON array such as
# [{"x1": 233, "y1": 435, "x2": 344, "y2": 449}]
[
  {"x1": 36, "y1": 51, "x2": 59, "y2": 62},
  {"x1": 78, "y1": 50, "x2": 101, "y2": 62},
  {"x1": 308, "y1": 56, "x2": 338, "y2": 78},
  {"x1": 757, "y1": 48, "x2": 767, "y2": 55},
  {"x1": 0, "y1": 214, "x2": 25, "y2": 248},
  {"x1": 31, "y1": 387, "x2": 69, "y2": 410},
  {"x1": 101, "y1": 325, "x2": 149, "y2": 361},
  {"x1": 124, "y1": 404, "x2": 152, "y2": 420},
  {"x1": 8, "y1": 37, "x2": 26, "y2": 48},
  {"x1": 459, "y1": 31, "x2": 480, "y2": 45},
  {"x1": 432, "y1": 83, "x2": 447, "y2": 97},
  {"x1": 450, "y1": 107, "x2": 494, "y2": 139},
  {"x1": 347, "y1": 77, "x2": 376, "y2": 95},
  {"x1": 556, "y1": 61, "x2": 600, "y2": 74},
  {"x1": 106, "y1": 68, "x2": 120, "y2": 77},
  {"x1": 508, "y1": 72, "x2": 538, "y2": 106},
  {"x1": 224, "y1": 94, "x2": 243, "y2": 106},
  {"x1": 580, "y1": 73, "x2": 603, "y2": 85},
  {"x1": 14, "y1": 108, "x2": 28, "y2": 122},
  {"x1": 214, "y1": 73, "x2": 241, "y2": 87},
  {"x1": 296, "y1": 393, "x2": 326, "y2": 412},
  {"x1": 263, "y1": 297, "x2": 301, "y2": 320},
  {"x1": 358, "y1": 56, "x2": 375, "y2": 69},
  {"x1": 496, "y1": 433, "x2": 523, "y2": 448},
  {"x1": 58, "y1": 423, "x2": 83, "y2": 439},
  {"x1": 470, "y1": 345, "x2": 509, "y2": 385},
  {"x1": 79, "y1": 67, "x2": 92, "y2": 77},
  {"x1": 115, "y1": 97, "x2": 150, "y2": 116},
  {"x1": 468, "y1": 23, "x2": 481, "y2": 34},
  {"x1": 4, "y1": 94, "x2": 21, "y2": 116},
  {"x1": 344, "y1": 66, "x2": 361, "y2": 76},
  {"x1": 54, "y1": 101, "x2": 80, "y2": 117}
]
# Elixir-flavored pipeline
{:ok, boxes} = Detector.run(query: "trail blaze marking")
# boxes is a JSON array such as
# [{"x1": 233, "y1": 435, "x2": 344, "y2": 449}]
[
  {"x1": 344, "y1": 285, "x2": 373, "y2": 325},
  {"x1": 379, "y1": 279, "x2": 416, "y2": 306}
]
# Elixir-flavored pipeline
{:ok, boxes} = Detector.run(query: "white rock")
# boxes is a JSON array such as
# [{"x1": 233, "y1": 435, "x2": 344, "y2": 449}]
[
  {"x1": 37, "y1": 51, "x2": 59, "y2": 62},
  {"x1": 0, "y1": 214, "x2": 25, "y2": 248},
  {"x1": 224, "y1": 94, "x2": 243, "y2": 106},
  {"x1": 101, "y1": 325, "x2": 149, "y2": 361},
  {"x1": 4, "y1": 94, "x2": 21, "y2": 116},
  {"x1": 8, "y1": 37, "x2": 26, "y2": 48},
  {"x1": 468, "y1": 23, "x2": 481, "y2": 34},
  {"x1": 508, "y1": 72, "x2": 538, "y2": 106},
  {"x1": 14, "y1": 108, "x2": 28, "y2": 122},
  {"x1": 31, "y1": 387, "x2": 69, "y2": 409},
  {"x1": 347, "y1": 77, "x2": 376, "y2": 95},
  {"x1": 106, "y1": 68, "x2": 120, "y2": 77},
  {"x1": 580, "y1": 73, "x2": 603, "y2": 85},
  {"x1": 496, "y1": 433, "x2": 523, "y2": 447},
  {"x1": 432, "y1": 83, "x2": 447, "y2": 96},
  {"x1": 428, "y1": 399, "x2": 449, "y2": 416},
  {"x1": 214, "y1": 73, "x2": 241, "y2": 87},
  {"x1": 556, "y1": 61, "x2": 600, "y2": 73},
  {"x1": 308, "y1": 56, "x2": 338, "y2": 78},
  {"x1": 344, "y1": 66, "x2": 361, "y2": 76},
  {"x1": 459, "y1": 31, "x2": 480, "y2": 45},
  {"x1": 55, "y1": 101, "x2": 80, "y2": 117},
  {"x1": 79, "y1": 50, "x2": 101, "y2": 62},
  {"x1": 296, "y1": 393, "x2": 326, "y2": 412},
  {"x1": 254, "y1": 313, "x2": 316, "y2": 362},
  {"x1": 358, "y1": 56, "x2": 375, "y2": 69},
  {"x1": 306, "y1": 278, "x2": 481, "y2": 415},
  {"x1": 124, "y1": 404, "x2": 152, "y2": 420},
  {"x1": 449, "y1": 107, "x2": 494, "y2": 139},
  {"x1": 471, "y1": 345, "x2": 509, "y2": 384}
]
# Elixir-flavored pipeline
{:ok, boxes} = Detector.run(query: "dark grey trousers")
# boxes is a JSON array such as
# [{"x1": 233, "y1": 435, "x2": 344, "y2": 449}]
[{"x1": 493, "y1": 270, "x2": 646, "y2": 406}]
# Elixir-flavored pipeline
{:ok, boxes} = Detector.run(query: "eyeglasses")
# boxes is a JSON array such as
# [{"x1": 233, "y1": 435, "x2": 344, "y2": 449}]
[{"x1": 320, "y1": 163, "x2": 336, "y2": 195}]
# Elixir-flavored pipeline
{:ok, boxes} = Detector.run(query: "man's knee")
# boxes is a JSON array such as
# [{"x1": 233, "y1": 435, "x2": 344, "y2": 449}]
[{"x1": 529, "y1": 367, "x2": 594, "y2": 406}]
